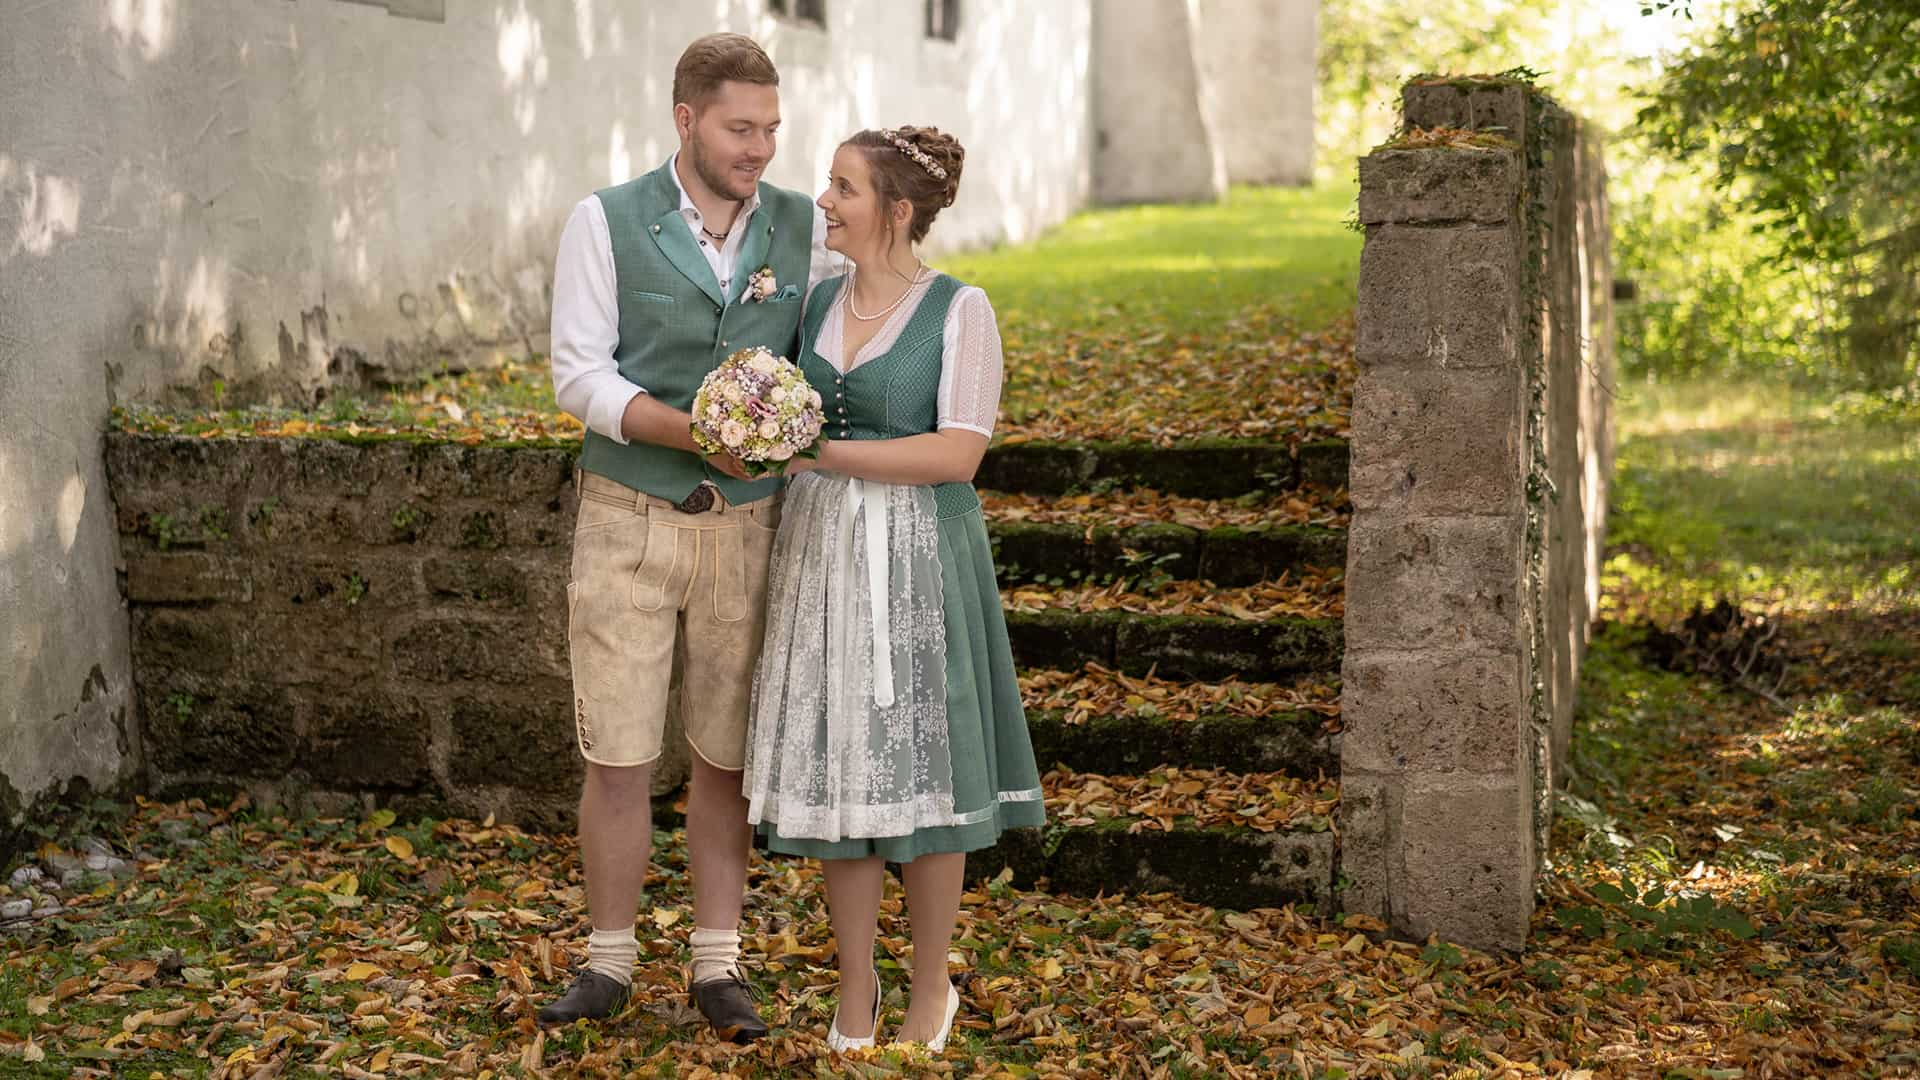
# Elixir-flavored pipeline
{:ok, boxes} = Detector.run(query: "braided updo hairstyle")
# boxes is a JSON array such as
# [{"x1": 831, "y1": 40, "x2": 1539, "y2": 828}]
[{"x1": 843, "y1": 125, "x2": 966, "y2": 244}]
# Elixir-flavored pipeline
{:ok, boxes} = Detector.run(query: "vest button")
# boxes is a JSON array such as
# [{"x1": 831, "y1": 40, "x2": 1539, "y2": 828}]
[{"x1": 714, "y1": 307, "x2": 722, "y2": 316}]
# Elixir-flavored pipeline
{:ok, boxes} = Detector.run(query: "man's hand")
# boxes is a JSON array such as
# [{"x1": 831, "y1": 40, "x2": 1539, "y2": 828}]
[{"x1": 705, "y1": 452, "x2": 755, "y2": 481}]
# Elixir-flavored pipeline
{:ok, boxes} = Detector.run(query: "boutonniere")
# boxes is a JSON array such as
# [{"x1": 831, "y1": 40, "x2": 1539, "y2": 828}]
[{"x1": 746, "y1": 265, "x2": 778, "y2": 302}]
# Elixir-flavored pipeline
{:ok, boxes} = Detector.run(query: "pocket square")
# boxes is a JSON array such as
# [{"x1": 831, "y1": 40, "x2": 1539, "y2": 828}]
[{"x1": 771, "y1": 283, "x2": 802, "y2": 301}]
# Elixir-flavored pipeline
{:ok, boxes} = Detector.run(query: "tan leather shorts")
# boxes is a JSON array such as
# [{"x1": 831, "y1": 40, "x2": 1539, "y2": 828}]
[{"x1": 566, "y1": 470, "x2": 781, "y2": 770}]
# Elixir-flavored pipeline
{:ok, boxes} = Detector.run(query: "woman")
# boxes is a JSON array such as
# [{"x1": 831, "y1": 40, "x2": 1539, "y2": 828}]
[{"x1": 740, "y1": 126, "x2": 1045, "y2": 1052}]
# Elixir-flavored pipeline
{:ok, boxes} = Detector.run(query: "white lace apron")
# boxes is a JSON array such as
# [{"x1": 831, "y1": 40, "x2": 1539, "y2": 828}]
[{"x1": 743, "y1": 469, "x2": 962, "y2": 841}]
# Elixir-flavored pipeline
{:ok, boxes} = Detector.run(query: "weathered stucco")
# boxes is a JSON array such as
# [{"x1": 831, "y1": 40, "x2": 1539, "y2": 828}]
[
  {"x1": 1196, "y1": 0, "x2": 1317, "y2": 186},
  {"x1": 0, "y1": 0, "x2": 1095, "y2": 851},
  {"x1": 1095, "y1": 0, "x2": 1317, "y2": 204}
]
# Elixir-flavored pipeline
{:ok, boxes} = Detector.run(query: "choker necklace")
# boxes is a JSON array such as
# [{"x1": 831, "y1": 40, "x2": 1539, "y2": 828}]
[
  {"x1": 700, "y1": 224, "x2": 730, "y2": 243},
  {"x1": 845, "y1": 262, "x2": 928, "y2": 322}
]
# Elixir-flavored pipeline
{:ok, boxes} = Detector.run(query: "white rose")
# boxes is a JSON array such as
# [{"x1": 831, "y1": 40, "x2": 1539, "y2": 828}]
[
  {"x1": 809, "y1": 389, "x2": 823, "y2": 408},
  {"x1": 768, "y1": 386, "x2": 787, "y2": 404},
  {"x1": 748, "y1": 351, "x2": 778, "y2": 376},
  {"x1": 768, "y1": 444, "x2": 794, "y2": 461},
  {"x1": 720, "y1": 420, "x2": 747, "y2": 448},
  {"x1": 723, "y1": 382, "x2": 745, "y2": 403},
  {"x1": 757, "y1": 420, "x2": 779, "y2": 440},
  {"x1": 707, "y1": 403, "x2": 723, "y2": 419}
]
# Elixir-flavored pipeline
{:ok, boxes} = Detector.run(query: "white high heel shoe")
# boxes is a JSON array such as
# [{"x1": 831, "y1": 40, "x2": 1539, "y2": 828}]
[
  {"x1": 894, "y1": 981, "x2": 962, "y2": 1053},
  {"x1": 826, "y1": 973, "x2": 881, "y2": 1052},
  {"x1": 925, "y1": 981, "x2": 961, "y2": 1053}
]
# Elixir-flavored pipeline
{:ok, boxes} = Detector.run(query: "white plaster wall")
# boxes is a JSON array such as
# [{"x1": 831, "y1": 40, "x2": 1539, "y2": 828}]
[
  {"x1": 0, "y1": 0, "x2": 1092, "y2": 828},
  {"x1": 1197, "y1": 0, "x2": 1316, "y2": 185},
  {"x1": 1092, "y1": 0, "x2": 1226, "y2": 205}
]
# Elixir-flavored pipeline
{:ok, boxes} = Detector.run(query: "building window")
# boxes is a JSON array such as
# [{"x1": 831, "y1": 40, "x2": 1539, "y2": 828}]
[
  {"x1": 926, "y1": 0, "x2": 960, "y2": 41},
  {"x1": 770, "y1": 0, "x2": 826, "y2": 27}
]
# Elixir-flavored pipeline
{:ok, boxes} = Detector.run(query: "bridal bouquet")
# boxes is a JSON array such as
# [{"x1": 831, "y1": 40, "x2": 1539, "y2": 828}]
[{"x1": 690, "y1": 346, "x2": 825, "y2": 477}]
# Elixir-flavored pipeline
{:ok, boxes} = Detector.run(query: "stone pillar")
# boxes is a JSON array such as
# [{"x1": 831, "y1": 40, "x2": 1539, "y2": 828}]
[
  {"x1": 1340, "y1": 85, "x2": 1538, "y2": 951},
  {"x1": 1092, "y1": 0, "x2": 1226, "y2": 204}
]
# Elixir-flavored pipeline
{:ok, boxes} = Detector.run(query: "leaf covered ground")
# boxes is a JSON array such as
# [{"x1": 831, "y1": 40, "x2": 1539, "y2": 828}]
[{"x1": 14, "y1": 379, "x2": 1920, "y2": 1076}]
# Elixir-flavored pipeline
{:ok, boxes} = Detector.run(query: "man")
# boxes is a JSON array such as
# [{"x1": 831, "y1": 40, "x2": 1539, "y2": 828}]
[{"x1": 540, "y1": 32, "x2": 831, "y2": 1040}]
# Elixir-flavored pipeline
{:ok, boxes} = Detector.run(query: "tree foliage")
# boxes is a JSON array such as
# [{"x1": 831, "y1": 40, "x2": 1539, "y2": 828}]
[
  {"x1": 1316, "y1": 0, "x2": 1649, "y2": 174},
  {"x1": 1637, "y1": 1, "x2": 1920, "y2": 388}
]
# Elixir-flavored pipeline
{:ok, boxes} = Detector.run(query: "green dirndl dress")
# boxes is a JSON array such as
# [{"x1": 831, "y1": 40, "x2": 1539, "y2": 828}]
[{"x1": 741, "y1": 273, "x2": 1045, "y2": 862}]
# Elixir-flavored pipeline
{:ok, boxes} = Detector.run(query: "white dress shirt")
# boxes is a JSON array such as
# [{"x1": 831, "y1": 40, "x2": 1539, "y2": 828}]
[{"x1": 550, "y1": 154, "x2": 836, "y2": 444}]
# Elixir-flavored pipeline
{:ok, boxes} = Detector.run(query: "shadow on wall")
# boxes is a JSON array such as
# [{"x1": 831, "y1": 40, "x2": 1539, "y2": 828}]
[{"x1": 7, "y1": 0, "x2": 1093, "y2": 409}]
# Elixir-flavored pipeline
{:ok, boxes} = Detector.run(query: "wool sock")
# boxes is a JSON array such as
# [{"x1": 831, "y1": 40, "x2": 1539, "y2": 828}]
[
  {"x1": 584, "y1": 926, "x2": 637, "y2": 986},
  {"x1": 689, "y1": 926, "x2": 742, "y2": 985}
]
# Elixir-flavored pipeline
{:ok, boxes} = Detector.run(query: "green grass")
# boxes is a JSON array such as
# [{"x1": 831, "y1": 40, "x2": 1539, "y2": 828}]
[
  {"x1": 1559, "y1": 374, "x2": 1920, "y2": 950},
  {"x1": 941, "y1": 183, "x2": 1361, "y2": 339},
  {"x1": 1603, "y1": 377, "x2": 1920, "y2": 620}
]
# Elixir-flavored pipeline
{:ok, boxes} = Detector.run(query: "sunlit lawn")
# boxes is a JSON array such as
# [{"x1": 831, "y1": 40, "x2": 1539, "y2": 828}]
[
  {"x1": 1603, "y1": 378, "x2": 1920, "y2": 621},
  {"x1": 941, "y1": 183, "x2": 1361, "y2": 340}
]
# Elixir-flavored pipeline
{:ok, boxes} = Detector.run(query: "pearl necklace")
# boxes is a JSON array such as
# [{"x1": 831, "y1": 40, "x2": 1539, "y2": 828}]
[{"x1": 845, "y1": 263, "x2": 928, "y2": 322}]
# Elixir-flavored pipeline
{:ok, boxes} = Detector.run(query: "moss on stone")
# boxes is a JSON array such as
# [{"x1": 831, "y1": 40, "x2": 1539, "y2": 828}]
[
  {"x1": 1026, "y1": 708, "x2": 1336, "y2": 775},
  {"x1": 969, "y1": 820, "x2": 1334, "y2": 911}
]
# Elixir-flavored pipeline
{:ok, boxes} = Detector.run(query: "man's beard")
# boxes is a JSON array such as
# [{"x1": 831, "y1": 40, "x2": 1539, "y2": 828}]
[{"x1": 689, "y1": 132, "x2": 758, "y2": 202}]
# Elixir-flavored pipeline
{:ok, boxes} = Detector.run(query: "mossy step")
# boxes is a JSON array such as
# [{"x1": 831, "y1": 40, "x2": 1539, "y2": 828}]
[
  {"x1": 990, "y1": 520, "x2": 1346, "y2": 588},
  {"x1": 978, "y1": 438, "x2": 1348, "y2": 499},
  {"x1": 1026, "y1": 707, "x2": 1335, "y2": 777},
  {"x1": 1004, "y1": 611, "x2": 1343, "y2": 682},
  {"x1": 968, "y1": 818, "x2": 1334, "y2": 912}
]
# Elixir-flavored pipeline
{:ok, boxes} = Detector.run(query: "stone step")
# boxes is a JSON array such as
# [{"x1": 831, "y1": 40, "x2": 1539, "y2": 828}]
[
  {"x1": 965, "y1": 765, "x2": 1340, "y2": 911},
  {"x1": 989, "y1": 520, "x2": 1346, "y2": 588},
  {"x1": 1026, "y1": 706, "x2": 1336, "y2": 777},
  {"x1": 1004, "y1": 610, "x2": 1343, "y2": 682},
  {"x1": 968, "y1": 819, "x2": 1334, "y2": 912},
  {"x1": 978, "y1": 438, "x2": 1349, "y2": 498}
]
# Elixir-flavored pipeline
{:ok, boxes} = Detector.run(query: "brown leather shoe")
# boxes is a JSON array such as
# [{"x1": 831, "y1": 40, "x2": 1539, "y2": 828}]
[
  {"x1": 690, "y1": 975, "x2": 770, "y2": 1043},
  {"x1": 537, "y1": 970, "x2": 630, "y2": 1027}
]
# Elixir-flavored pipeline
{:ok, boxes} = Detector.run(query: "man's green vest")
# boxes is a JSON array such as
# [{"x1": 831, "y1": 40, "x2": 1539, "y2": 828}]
[{"x1": 577, "y1": 159, "x2": 817, "y2": 504}]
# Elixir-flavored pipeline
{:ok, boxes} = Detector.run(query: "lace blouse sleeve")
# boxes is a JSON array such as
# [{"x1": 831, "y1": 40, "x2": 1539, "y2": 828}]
[{"x1": 937, "y1": 286, "x2": 1004, "y2": 436}]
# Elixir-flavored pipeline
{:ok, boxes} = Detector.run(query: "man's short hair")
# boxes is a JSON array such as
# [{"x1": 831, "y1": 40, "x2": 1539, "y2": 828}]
[{"x1": 672, "y1": 33, "x2": 779, "y2": 111}]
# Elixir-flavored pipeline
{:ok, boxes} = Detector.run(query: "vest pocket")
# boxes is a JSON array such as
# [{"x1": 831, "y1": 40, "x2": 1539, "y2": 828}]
[
  {"x1": 630, "y1": 519, "x2": 681, "y2": 612},
  {"x1": 626, "y1": 290, "x2": 674, "y2": 305}
]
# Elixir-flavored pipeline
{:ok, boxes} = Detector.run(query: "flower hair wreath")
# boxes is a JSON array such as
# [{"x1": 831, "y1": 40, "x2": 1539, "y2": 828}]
[{"x1": 881, "y1": 128, "x2": 956, "y2": 206}]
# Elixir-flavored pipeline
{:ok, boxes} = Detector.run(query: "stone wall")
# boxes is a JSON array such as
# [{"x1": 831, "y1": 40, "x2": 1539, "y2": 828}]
[
  {"x1": 1339, "y1": 80, "x2": 1614, "y2": 951},
  {"x1": 103, "y1": 435, "x2": 604, "y2": 828}
]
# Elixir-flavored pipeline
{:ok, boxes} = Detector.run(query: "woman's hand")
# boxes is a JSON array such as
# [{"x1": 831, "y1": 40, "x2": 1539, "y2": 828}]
[{"x1": 782, "y1": 450, "x2": 824, "y2": 476}]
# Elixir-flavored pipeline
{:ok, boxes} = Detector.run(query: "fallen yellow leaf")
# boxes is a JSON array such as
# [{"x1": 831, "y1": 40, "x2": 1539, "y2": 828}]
[
  {"x1": 344, "y1": 961, "x2": 383, "y2": 981},
  {"x1": 384, "y1": 835, "x2": 415, "y2": 860}
]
